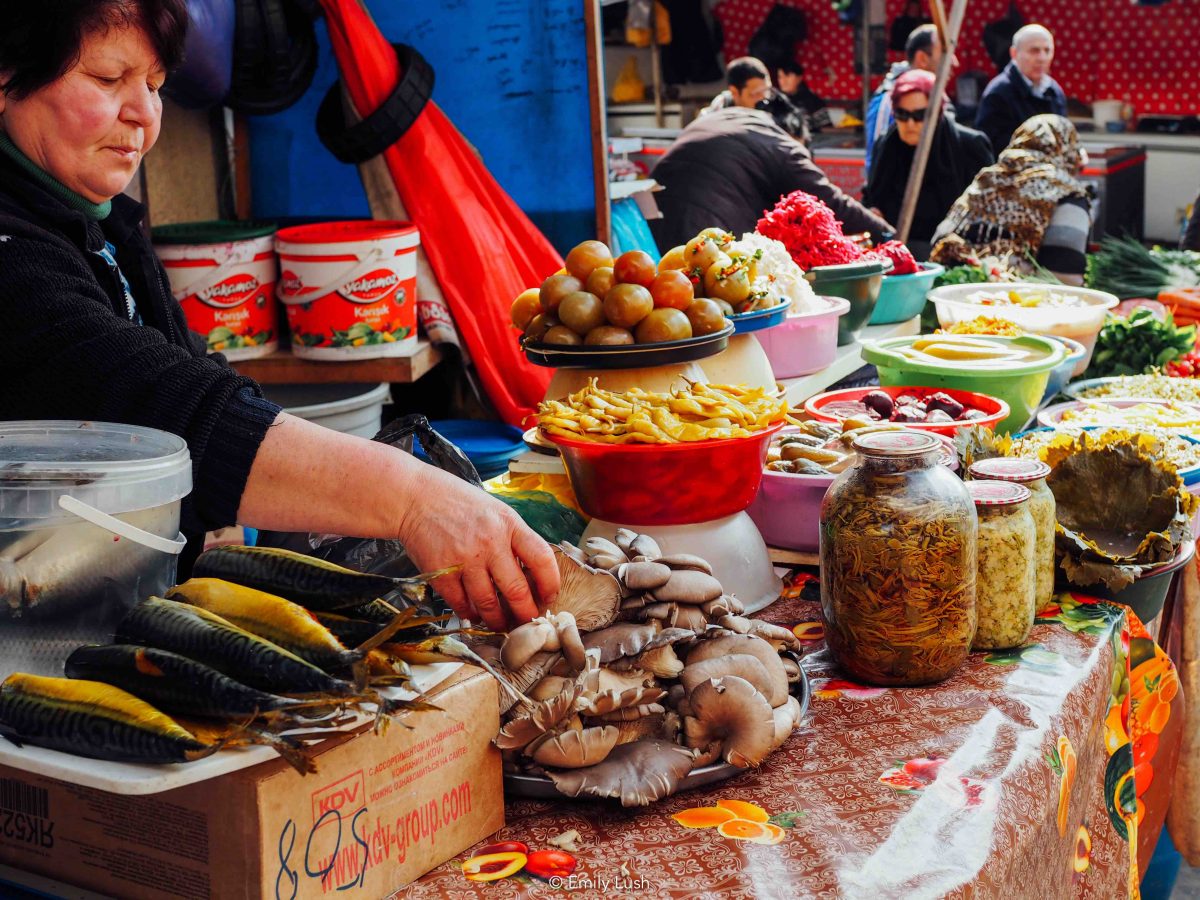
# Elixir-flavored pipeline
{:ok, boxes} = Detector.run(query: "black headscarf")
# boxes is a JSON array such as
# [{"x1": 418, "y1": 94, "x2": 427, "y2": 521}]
[{"x1": 863, "y1": 118, "x2": 979, "y2": 244}]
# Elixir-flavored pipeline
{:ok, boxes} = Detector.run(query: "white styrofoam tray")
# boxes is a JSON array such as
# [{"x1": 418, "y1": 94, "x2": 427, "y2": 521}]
[{"x1": 0, "y1": 662, "x2": 461, "y2": 796}]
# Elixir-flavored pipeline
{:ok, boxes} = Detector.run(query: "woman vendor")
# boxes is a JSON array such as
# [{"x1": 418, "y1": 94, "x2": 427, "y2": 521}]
[
  {"x1": 0, "y1": 1, "x2": 559, "y2": 631},
  {"x1": 862, "y1": 70, "x2": 992, "y2": 253},
  {"x1": 930, "y1": 114, "x2": 1092, "y2": 284}
]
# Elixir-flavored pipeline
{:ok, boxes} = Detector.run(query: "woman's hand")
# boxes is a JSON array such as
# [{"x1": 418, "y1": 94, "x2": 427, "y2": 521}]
[
  {"x1": 238, "y1": 413, "x2": 560, "y2": 632},
  {"x1": 393, "y1": 465, "x2": 560, "y2": 631}
]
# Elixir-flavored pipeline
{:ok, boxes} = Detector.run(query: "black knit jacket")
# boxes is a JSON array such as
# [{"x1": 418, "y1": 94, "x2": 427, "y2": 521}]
[{"x1": 0, "y1": 151, "x2": 281, "y2": 565}]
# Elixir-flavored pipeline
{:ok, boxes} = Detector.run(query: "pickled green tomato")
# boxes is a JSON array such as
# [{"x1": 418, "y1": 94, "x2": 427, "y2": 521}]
[{"x1": 565, "y1": 240, "x2": 614, "y2": 282}]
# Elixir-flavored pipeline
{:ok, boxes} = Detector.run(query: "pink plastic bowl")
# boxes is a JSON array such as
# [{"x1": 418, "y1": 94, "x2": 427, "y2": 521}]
[
  {"x1": 747, "y1": 430, "x2": 958, "y2": 552},
  {"x1": 755, "y1": 296, "x2": 850, "y2": 379}
]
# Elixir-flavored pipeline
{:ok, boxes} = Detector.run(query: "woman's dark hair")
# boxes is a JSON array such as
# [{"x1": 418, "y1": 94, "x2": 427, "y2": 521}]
[{"x1": 0, "y1": 1, "x2": 188, "y2": 99}]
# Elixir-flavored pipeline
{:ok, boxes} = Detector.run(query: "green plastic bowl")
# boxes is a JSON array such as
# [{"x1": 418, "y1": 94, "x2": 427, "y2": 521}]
[
  {"x1": 861, "y1": 334, "x2": 1067, "y2": 434},
  {"x1": 807, "y1": 260, "x2": 890, "y2": 346},
  {"x1": 869, "y1": 263, "x2": 944, "y2": 325}
]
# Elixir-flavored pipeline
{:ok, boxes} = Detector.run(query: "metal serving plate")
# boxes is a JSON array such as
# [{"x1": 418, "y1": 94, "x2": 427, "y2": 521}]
[{"x1": 503, "y1": 662, "x2": 810, "y2": 802}]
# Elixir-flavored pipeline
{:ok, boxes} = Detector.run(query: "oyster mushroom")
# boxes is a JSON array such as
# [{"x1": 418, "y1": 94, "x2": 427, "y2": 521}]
[
  {"x1": 529, "y1": 675, "x2": 573, "y2": 702},
  {"x1": 770, "y1": 695, "x2": 803, "y2": 752},
  {"x1": 613, "y1": 529, "x2": 638, "y2": 555},
  {"x1": 546, "y1": 739, "x2": 696, "y2": 807},
  {"x1": 501, "y1": 619, "x2": 558, "y2": 671},
  {"x1": 640, "y1": 602, "x2": 671, "y2": 621},
  {"x1": 557, "y1": 541, "x2": 589, "y2": 567},
  {"x1": 652, "y1": 570, "x2": 723, "y2": 605},
  {"x1": 629, "y1": 534, "x2": 662, "y2": 560},
  {"x1": 683, "y1": 676, "x2": 776, "y2": 768},
  {"x1": 666, "y1": 604, "x2": 709, "y2": 633},
  {"x1": 681, "y1": 654, "x2": 777, "y2": 702},
  {"x1": 582, "y1": 623, "x2": 660, "y2": 665},
  {"x1": 656, "y1": 554, "x2": 713, "y2": 575},
  {"x1": 501, "y1": 651, "x2": 562, "y2": 714},
  {"x1": 592, "y1": 703, "x2": 665, "y2": 721},
  {"x1": 615, "y1": 644, "x2": 684, "y2": 679},
  {"x1": 716, "y1": 615, "x2": 802, "y2": 652},
  {"x1": 502, "y1": 612, "x2": 586, "y2": 673},
  {"x1": 617, "y1": 561, "x2": 671, "y2": 592},
  {"x1": 597, "y1": 667, "x2": 654, "y2": 694},
  {"x1": 604, "y1": 713, "x2": 668, "y2": 746},
  {"x1": 686, "y1": 633, "x2": 790, "y2": 707},
  {"x1": 702, "y1": 595, "x2": 745, "y2": 618},
  {"x1": 545, "y1": 548, "x2": 622, "y2": 631},
  {"x1": 531, "y1": 725, "x2": 620, "y2": 768},
  {"x1": 495, "y1": 689, "x2": 579, "y2": 751},
  {"x1": 579, "y1": 685, "x2": 666, "y2": 717},
  {"x1": 584, "y1": 536, "x2": 626, "y2": 562},
  {"x1": 781, "y1": 656, "x2": 802, "y2": 684}
]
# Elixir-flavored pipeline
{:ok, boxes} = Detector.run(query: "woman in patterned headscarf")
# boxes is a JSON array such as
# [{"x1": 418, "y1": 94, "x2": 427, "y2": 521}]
[{"x1": 930, "y1": 114, "x2": 1092, "y2": 282}]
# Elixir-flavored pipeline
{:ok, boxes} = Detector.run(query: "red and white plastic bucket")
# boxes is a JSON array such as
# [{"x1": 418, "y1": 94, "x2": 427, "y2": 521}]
[
  {"x1": 275, "y1": 221, "x2": 420, "y2": 360},
  {"x1": 152, "y1": 221, "x2": 279, "y2": 361}
]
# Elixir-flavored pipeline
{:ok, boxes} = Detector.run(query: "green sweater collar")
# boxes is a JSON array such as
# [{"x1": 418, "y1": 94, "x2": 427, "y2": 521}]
[{"x1": 0, "y1": 132, "x2": 112, "y2": 220}]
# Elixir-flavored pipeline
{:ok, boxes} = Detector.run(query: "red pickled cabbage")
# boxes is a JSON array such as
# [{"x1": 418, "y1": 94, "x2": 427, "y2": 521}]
[
  {"x1": 756, "y1": 191, "x2": 863, "y2": 270},
  {"x1": 870, "y1": 240, "x2": 919, "y2": 275}
]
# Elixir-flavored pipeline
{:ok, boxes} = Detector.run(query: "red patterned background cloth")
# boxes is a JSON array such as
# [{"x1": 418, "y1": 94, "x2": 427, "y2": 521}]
[{"x1": 712, "y1": 0, "x2": 1198, "y2": 117}]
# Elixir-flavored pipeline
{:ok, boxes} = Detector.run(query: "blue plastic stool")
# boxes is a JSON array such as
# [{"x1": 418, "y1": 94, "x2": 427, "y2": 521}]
[
  {"x1": 1142, "y1": 825, "x2": 1183, "y2": 900},
  {"x1": 611, "y1": 197, "x2": 659, "y2": 258}
]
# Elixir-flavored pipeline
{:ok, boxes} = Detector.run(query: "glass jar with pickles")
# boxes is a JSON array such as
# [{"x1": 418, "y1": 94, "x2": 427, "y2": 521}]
[
  {"x1": 969, "y1": 458, "x2": 1056, "y2": 608},
  {"x1": 967, "y1": 480, "x2": 1037, "y2": 650},
  {"x1": 819, "y1": 431, "x2": 977, "y2": 686}
]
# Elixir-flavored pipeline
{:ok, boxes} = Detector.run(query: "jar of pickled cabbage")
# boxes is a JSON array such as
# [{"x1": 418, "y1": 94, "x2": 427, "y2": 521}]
[
  {"x1": 969, "y1": 457, "x2": 1056, "y2": 608},
  {"x1": 819, "y1": 431, "x2": 977, "y2": 686},
  {"x1": 967, "y1": 479, "x2": 1037, "y2": 651}
]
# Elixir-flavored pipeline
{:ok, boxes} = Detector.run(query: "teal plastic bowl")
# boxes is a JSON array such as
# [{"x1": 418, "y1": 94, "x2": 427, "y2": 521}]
[
  {"x1": 807, "y1": 260, "x2": 891, "y2": 346},
  {"x1": 861, "y1": 334, "x2": 1066, "y2": 434},
  {"x1": 869, "y1": 263, "x2": 944, "y2": 325}
]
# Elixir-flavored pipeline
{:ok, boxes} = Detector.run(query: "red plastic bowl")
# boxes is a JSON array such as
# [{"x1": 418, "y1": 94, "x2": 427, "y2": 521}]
[
  {"x1": 803, "y1": 386, "x2": 1009, "y2": 437},
  {"x1": 544, "y1": 423, "x2": 784, "y2": 525}
]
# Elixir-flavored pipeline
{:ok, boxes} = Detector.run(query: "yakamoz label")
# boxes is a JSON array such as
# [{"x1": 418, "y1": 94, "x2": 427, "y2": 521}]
[
  {"x1": 340, "y1": 270, "x2": 401, "y2": 303},
  {"x1": 157, "y1": 237, "x2": 279, "y2": 361},
  {"x1": 199, "y1": 272, "x2": 260, "y2": 308}
]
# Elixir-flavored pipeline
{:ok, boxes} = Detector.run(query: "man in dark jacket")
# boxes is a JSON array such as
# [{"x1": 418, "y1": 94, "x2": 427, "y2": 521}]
[
  {"x1": 975, "y1": 24, "x2": 1067, "y2": 153},
  {"x1": 649, "y1": 107, "x2": 892, "y2": 250}
]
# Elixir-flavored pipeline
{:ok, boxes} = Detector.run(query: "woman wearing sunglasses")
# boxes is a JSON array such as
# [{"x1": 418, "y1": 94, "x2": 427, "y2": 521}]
[{"x1": 863, "y1": 69, "x2": 993, "y2": 252}]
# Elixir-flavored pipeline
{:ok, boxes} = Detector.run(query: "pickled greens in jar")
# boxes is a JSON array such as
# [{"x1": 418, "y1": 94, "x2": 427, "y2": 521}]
[{"x1": 820, "y1": 431, "x2": 977, "y2": 686}]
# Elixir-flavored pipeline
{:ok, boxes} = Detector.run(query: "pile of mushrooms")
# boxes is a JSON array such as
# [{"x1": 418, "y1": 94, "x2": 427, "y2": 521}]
[{"x1": 476, "y1": 530, "x2": 803, "y2": 807}]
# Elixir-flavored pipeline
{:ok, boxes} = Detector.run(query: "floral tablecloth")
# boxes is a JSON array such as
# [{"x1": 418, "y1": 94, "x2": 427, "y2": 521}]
[{"x1": 403, "y1": 577, "x2": 1182, "y2": 899}]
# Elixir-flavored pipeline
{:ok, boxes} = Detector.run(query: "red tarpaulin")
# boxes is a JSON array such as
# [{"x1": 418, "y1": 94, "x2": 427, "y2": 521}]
[{"x1": 318, "y1": 0, "x2": 559, "y2": 425}]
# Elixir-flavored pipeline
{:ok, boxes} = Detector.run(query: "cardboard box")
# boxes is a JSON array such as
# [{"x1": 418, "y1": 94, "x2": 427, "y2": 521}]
[{"x1": 0, "y1": 667, "x2": 502, "y2": 899}]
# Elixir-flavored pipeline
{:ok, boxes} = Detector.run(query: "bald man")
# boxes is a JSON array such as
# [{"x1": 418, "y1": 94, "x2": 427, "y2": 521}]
[{"x1": 975, "y1": 24, "x2": 1068, "y2": 152}]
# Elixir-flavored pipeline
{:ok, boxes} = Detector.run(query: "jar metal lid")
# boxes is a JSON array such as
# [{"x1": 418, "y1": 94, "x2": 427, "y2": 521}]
[
  {"x1": 969, "y1": 457, "x2": 1052, "y2": 483},
  {"x1": 967, "y1": 479, "x2": 1031, "y2": 506},
  {"x1": 852, "y1": 430, "x2": 943, "y2": 456}
]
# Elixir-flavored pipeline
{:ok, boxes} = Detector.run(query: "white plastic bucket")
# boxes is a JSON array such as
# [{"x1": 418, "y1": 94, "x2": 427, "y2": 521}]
[
  {"x1": 153, "y1": 221, "x2": 279, "y2": 360},
  {"x1": 275, "y1": 221, "x2": 420, "y2": 360},
  {"x1": 0, "y1": 421, "x2": 192, "y2": 678},
  {"x1": 263, "y1": 383, "x2": 392, "y2": 439}
]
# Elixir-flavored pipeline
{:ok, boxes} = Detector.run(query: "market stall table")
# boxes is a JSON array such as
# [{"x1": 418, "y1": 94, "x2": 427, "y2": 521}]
[{"x1": 404, "y1": 583, "x2": 1180, "y2": 898}]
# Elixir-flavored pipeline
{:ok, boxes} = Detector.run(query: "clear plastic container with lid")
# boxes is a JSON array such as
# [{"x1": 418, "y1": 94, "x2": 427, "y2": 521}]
[
  {"x1": 819, "y1": 430, "x2": 977, "y2": 686},
  {"x1": 0, "y1": 421, "x2": 192, "y2": 678},
  {"x1": 969, "y1": 457, "x2": 1056, "y2": 608},
  {"x1": 967, "y1": 479, "x2": 1037, "y2": 650}
]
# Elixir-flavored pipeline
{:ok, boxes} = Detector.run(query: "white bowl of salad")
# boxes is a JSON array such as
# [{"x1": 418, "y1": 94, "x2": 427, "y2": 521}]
[{"x1": 930, "y1": 283, "x2": 1119, "y2": 374}]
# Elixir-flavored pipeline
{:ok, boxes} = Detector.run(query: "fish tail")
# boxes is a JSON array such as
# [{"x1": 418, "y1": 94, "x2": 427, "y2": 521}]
[
  {"x1": 353, "y1": 608, "x2": 431, "y2": 656},
  {"x1": 350, "y1": 659, "x2": 369, "y2": 692}
]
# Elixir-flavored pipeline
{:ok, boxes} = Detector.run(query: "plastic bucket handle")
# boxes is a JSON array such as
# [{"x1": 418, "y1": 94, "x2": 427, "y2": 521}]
[
  {"x1": 58, "y1": 495, "x2": 187, "y2": 555},
  {"x1": 277, "y1": 245, "x2": 392, "y2": 305},
  {"x1": 167, "y1": 241, "x2": 265, "y2": 303}
]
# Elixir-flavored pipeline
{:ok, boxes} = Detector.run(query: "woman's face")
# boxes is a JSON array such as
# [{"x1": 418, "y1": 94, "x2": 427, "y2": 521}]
[
  {"x1": 0, "y1": 24, "x2": 164, "y2": 203},
  {"x1": 894, "y1": 92, "x2": 929, "y2": 147}
]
